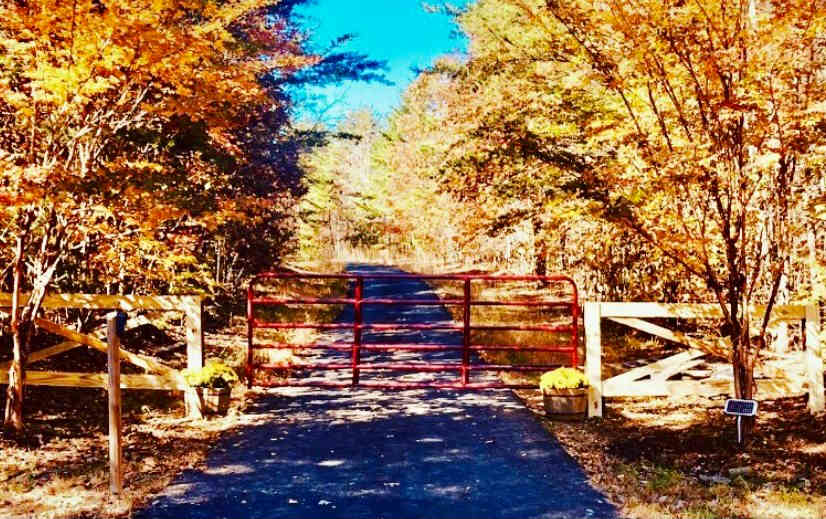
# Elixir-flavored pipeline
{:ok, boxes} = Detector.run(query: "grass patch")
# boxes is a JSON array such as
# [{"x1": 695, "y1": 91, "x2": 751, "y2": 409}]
[
  {"x1": 519, "y1": 384, "x2": 826, "y2": 519},
  {"x1": 247, "y1": 276, "x2": 347, "y2": 383},
  {"x1": 0, "y1": 372, "x2": 260, "y2": 519},
  {"x1": 648, "y1": 465, "x2": 684, "y2": 492}
]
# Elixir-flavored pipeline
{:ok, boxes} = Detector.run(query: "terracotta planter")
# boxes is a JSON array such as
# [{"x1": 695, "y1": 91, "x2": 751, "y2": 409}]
[
  {"x1": 199, "y1": 387, "x2": 231, "y2": 415},
  {"x1": 542, "y1": 387, "x2": 587, "y2": 420}
]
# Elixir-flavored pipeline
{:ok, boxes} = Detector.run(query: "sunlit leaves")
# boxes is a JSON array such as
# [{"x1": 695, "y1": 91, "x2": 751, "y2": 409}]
[{"x1": 0, "y1": 0, "x2": 320, "y2": 296}]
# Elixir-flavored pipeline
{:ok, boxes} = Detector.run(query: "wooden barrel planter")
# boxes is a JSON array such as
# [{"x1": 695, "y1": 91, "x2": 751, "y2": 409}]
[
  {"x1": 542, "y1": 387, "x2": 587, "y2": 420},
  {"x1": 198, "y1": 387, "x2": 231, "y2": 415}
]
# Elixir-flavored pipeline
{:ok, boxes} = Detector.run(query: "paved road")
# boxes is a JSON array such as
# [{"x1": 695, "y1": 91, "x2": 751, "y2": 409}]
[{"x1": 138, "y1": 265, "x2": 615, "y2": 519}]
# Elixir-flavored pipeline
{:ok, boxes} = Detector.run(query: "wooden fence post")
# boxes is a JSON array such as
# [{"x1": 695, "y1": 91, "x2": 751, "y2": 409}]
[
  {"x1": 805, "y1": 304, "x2": 824, "y2": 414},
  {"x1": 584, "y1": 302, "x2": 603, "y2": 418},
  {"x1": 184, "y1": 297, "x2": 204, "y2": 419},
  {"x1": 107, "y1": 312, "x2": 124, "y2": 495}
]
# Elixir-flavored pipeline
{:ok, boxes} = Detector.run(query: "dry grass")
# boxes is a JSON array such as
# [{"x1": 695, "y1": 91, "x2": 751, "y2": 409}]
[
  {"x1": 429, "y1": 278, "x2": 578, "y2": 391},
  {"x1": 0, "y1": 321, "x2": 264, "y2": 519},
  {"x1": 516, "y1": 390, "x2": 826, "y2": 519},
  {"x1": 0, "y1": 386, "x2": 267, "y2": 519},
  {"x1": 248, "y1": 276, "x2": 346, "y2": 384}
]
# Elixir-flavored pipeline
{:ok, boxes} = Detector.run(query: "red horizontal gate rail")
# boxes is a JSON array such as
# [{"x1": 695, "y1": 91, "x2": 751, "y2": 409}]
[{"x1": 246, "y1": 273, "x2": 579, "y2": 390}]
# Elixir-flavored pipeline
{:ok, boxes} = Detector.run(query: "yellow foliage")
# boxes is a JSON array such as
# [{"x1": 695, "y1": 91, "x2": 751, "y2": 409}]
[
  {"x1": 0, "y1": 0, "x2": 319, "y2": 296},
  {"x1": 183, "y1": 360, "x2": 239, "y2": 389},
  {"x1": 539, "y1": 368, "x2": 588, "y2": 392}
]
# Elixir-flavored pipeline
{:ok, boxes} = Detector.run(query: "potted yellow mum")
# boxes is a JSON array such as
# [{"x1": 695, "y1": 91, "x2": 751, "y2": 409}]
[
  {"x1": 183, "y1": 360, "x2": 239, "y2": 415},
  {"x1": 539, "y1": 367, "x2": 588, "y2": 419}
]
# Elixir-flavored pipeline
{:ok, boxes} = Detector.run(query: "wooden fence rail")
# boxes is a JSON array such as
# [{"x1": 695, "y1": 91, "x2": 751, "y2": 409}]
[
  {"x1": 584, "y1": 302, "x2": 824, "y2": 418},
  {"x1": 0, "y1": 293, "x2": 204, "y2": 418}
]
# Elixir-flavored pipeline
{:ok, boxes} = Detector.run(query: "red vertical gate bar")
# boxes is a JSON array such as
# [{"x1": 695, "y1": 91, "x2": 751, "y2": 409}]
[
  {"x1": 571, "y1": 299, "x2": 579, "y2": 367},
  {"x1": 461, "y1": 278, "x2": 471, "y2": 385},
  {"x1": 352, "y1": 276, "x2": 363, "y2": 386},
  {"x1": 246, "y1": 284, "x2": 254, "y2": 388}
]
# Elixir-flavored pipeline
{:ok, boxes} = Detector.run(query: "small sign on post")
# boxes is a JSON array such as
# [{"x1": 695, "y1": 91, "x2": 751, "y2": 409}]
[
  {"x1": 724, "y1": 398, "x2": 758, "y2": 445},
  {"x1": 107, "y1": 311, "x2": 127, "y2": 495}
]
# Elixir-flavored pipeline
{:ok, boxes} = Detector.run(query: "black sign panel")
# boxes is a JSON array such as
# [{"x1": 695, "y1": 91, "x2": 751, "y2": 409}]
[{"x1": 724, "y1": 399, "x2": 758, "y2": 416}]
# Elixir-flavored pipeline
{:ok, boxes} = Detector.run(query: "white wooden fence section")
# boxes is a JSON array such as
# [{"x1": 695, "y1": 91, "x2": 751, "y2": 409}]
[
  {"x1": 0, "y1": 293, "x2": 205, "y2": 418},
  {"x1": 584, "y1": 302, "x2": 824, "y2": 418}
]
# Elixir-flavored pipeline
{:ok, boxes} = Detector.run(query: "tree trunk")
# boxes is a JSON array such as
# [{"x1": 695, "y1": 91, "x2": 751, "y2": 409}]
[
  {"x1": 3, "y1": 208, "x2": 62, "y2": 434},
  {"x1": 533, "y1": 217, "x2": 548, "y2": 277},
  {"x1": 4, "y1": 330, "x2": 26, "y2": 433},
  {"x1": 560, "y1": 229, "x2": 567, "y2": 271},
  {"x1": 4, "y1": 237, "x2": 26, "y2": 433},
  {"x1": 731, "y1": 319, "x2": 756, "y2": 442},
  {"x1": 772, "y1": 269, "x2": 789, "y2": 353},
  {"x1": 808, "y1": 224, "x2": 818, "y2": 296}
]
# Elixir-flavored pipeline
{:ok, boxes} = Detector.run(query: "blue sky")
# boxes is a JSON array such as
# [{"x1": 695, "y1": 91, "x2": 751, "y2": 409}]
[{"x1": 295, "y1": 1, "x2": 468, "y2": 125}]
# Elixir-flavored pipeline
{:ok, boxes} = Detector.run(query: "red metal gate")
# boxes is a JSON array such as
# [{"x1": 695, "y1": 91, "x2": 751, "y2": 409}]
[{"x1": 246, "y1": 273, "x2": 579, "y2": 390}]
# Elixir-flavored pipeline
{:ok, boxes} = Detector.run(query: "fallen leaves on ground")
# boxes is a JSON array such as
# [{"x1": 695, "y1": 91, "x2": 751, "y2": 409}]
[
  {"x1": 516, "y1": 389, "x2": 826, "y2": 519},
  {"x1": 0, "y1": 326, "x2": 262, "y2": 519}
]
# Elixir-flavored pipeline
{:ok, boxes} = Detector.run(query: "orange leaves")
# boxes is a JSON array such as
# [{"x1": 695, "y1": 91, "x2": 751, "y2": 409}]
[
  {"x1": 0, "y1": 0, "x2": 295, "y2": 182},
  {"x1": 0, "y1": 0, "x2": 320, "y2": 297},
  {"x1": 1, "y1": 0, "x2": 281, "y2": 128}
]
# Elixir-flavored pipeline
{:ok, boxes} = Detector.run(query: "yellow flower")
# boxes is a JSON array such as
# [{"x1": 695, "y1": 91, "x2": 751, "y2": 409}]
[
  {"x1": 183, "y1": 360, "x2": 239, "y2": 389},
  {"x1": 539, "y1": 368, "x2": 588, "y2": 392}
]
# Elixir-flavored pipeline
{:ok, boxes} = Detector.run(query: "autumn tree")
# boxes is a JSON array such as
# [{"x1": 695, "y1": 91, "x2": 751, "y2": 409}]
[
  {"x1": 429, "y1": 0, "x2": 825, "y2": 414},
  {"x1": 381, "y1": 1, "x2": 689, "y2": 295},
  {"x1": 505, "y1": 0, "x2": 826, "y2": 427},
  {"x1": 296, "y1": 111, "x2": 385, "y2": 261},
  {"x1": 369, "y1": 66, "x2": 476, "y2": 267},
  {"x1": 212, "y1": 1, "x2": 389, "y2": 287},
  {"x1": 0, "y1": 0, "x2": 321, "y2": 432},
  {"x1": 297, "y1": 71, "x2": 480, "y2": 269},
  {"x1": 332, "y1": 0, "x2": 826, "y2": 435}
]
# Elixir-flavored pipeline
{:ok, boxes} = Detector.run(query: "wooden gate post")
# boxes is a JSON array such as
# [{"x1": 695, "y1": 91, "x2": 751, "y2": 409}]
[
  {"x1": 584, "y1": 302, "x2": 603, "y2": 418},
  {"x1": 805, "y1": 304, "x2": 824, "y2": 413},
  {"x1": 107, "y1": 312, "x2": 124, "y2": 495},
  {"x1": 184, "y1": 297, "x2": 204, "y2": 419}
]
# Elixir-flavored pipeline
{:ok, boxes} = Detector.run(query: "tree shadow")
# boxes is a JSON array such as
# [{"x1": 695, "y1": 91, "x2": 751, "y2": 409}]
[{"x1": 142, "y1": 264, "x2": 616, "y2": 519}]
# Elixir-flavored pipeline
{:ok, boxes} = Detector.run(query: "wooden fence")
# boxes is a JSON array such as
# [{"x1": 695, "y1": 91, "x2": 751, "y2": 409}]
[
  {"x1": 584, "y1": 302, "x2": 824, "y2": 418},
  {"x1": 0, "y1": 293, "x2": 205, "y2": 418}
]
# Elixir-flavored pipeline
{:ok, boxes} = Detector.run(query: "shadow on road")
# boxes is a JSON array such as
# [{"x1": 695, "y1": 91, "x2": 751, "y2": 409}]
[{"x1": 138, "y1": 265, "x2": 615, "y2": 519}]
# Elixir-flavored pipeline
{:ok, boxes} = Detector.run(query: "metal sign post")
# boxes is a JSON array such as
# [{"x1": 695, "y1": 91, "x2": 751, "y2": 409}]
[{"x1": 724, "y1": 399, "x2": 758, "y2": 445}]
